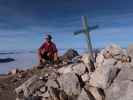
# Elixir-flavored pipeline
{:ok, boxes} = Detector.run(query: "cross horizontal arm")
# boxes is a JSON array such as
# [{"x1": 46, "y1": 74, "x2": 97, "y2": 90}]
[
  {"x1": 73, "y1": 25, "x2": 99, "y2": 35},
  {"x1": 89, "y1": 25, "x2": 99, "y2": 30},
  {"x1": 74, "y1": 30, "x2": 85, "y2": 35}
]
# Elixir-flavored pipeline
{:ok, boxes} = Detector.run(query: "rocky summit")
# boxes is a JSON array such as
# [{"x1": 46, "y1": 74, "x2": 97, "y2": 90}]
[{"x1": 1, "y1": 44, "x2": 133, "y2": 100}]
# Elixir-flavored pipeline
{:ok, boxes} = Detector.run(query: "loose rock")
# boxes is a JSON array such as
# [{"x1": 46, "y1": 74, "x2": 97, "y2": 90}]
[
  {"x1": 57, "y1": 73, "x2": 81, "y2": 97},
  {"x1": 77, "y1": 88, "x2": 91, "y2": 100},
  {"x1": 89, "y1": 61, "x2": 119, "y2": 89}
]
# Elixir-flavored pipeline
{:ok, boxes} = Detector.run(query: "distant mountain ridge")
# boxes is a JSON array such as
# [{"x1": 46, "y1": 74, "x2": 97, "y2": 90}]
[{"x1": 0, "y1": 48, "x2": 103, "y2": 55}]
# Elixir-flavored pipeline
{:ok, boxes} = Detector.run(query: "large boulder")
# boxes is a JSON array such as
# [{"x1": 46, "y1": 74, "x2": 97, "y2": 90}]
[
  {"x1": 58, "y1": 63, "x2": 88, "y2": 76},
  {"x1": 96, "y1": 53, "x2": 104, "y2": 68},
  {"x1": 45, "y1": 79, "x2": 59, "y2": 89},
  {"x1": 57, "y1": 73, "x2": 81, "y2": 97},
  {"x1": 105, "y1": 67, "x2": 133, "y2": 100},
  {"x1": 84, "y1": 84, "x2": 105, "y2": 100},
  {"x1": 101, "y1": 44, "x2": 123, "y2": 56},
  {"x1": 81, "y1": 73, "x2": 90, "y2": 82},
  {"x1": 58, "y1": 64, "x2": 73, "y2": 74},
  {"x1": 15, "y1": 75, "x2": 45, "y2": 97},
  {"x1": 127, "y1": 44, "x2": 133, "y2": 58},
  {"x1": 115, "y1": 66, "x2": 133, "y2": 81},
  {"x1": 102, "y1": 58, "x2": 117, "y2": 66},
  {"x1": 77, "y1": 89, "x2": 91, "y2": 100},
  {"x1": 78, "y1": 86, "x2": 104, "y2": 100},
  {"x1": 81, "y1": 53, "x2": 91, "y2": 64},
  {"x1": 89, "y1": 59, "x2": 119, "y2": 89},
  {"x1": 127, "y1": 44, "x2": 133, "y2": 64},
  {"x1": 99, "y1": 44, "x2": 128, "y2": 62},
  {"x1": 88, "y1": 87, "x2": 104, "y2": 100},
  {"x1": 72, "y1": 63, "x2": 87, "y2": 76},
  {"x1": 81, "y1": 53, "x2": 95, "y2": 72},
  {"x1": 62, "y1": 49, "x2": 79, "y2": 60}
]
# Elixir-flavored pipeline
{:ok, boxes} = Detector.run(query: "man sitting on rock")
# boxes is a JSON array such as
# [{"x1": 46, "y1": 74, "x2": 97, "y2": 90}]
[{"x1": 38, "y1": 34, "x2": 58, "y2": 65}]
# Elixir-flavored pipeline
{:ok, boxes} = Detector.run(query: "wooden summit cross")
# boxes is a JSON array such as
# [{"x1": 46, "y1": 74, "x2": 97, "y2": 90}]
[{"x1": 74, "y1": 16, "x2": 98, "y2": 62}]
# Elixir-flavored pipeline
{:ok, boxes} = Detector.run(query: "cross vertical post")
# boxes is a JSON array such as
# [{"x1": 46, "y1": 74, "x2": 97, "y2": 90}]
[
  {"x1": 82, "y1": 16, "x2": 94, "y2": 62},
  {"x1": 74, "y1": 16, "x2": 98, "y2": 62}
]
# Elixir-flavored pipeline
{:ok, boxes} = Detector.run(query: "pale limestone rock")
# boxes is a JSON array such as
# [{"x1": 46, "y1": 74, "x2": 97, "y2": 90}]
[
  {"x1": 105, "y1": 80, "x2": 133, "y2": 100},
  {"x1": 58, "y1": 64, "x2": 73, "y2": 74},
  {"x1": 103, "y1": 58, "x2": 117, "y2": 66},
  {"x1": 72, "y1": 63, "x2": 87, "y2": 76},
  {"x1": 41, "y1": 91, "x2": 50, "y2": 98},
  {"x1": 57, "y1": 73, "x2": 81, "y2": 96},
  {"x1": 105, "y1": 67, "x2": 133, "y2": 100},
  {"x1": 15, "y1": 75, "x2": 44, "y2": 97},
  {"x1": 81, "y1": 73, "x2": 90, "y2": 82},
  {"x1": 89, "y1": 63, "x2": 119, "y2": 89},
  {"x1": 40, "y1": 86, "x2": 47, "y2": 93},
  {"x1": 77, "y1": 89, "x2": 91, "y2": 100},
  {"x1": 81, "y1": 53, "x2": 90, "y2": 64},
  {"x1": 58, "y1": 63, "x2": 87, "y2": 76},
  {"x1": 127, "y1": 44, "x2": 133, "y2": 59},
  {"x1": 45, "y1": 79, "x2": 59, "y2": 89},
  {"x1": 105, "y1": 44, "x2": 123, "y2": 56},
  {"x1": 96, "y1": 53, "x2": 104, "y2": 67},
  {"x1": 88, "y1": 86, "x2": 104, "y2": 100}
]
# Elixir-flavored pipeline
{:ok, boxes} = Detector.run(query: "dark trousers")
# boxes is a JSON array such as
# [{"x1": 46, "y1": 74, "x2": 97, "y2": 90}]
[{"x1": 40, "y1": 52, "x2": 53, "y2": 64}]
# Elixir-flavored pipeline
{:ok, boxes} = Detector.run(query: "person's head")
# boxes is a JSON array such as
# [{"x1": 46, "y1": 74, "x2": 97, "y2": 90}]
[{"x1": 45, "y1": 34, "x2": 52, "y2": 42}]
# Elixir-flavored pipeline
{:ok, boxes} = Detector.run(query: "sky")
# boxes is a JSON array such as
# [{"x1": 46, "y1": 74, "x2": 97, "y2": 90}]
[{"x1": 0, "y1": 0, "x2": 133, "y2": 52}]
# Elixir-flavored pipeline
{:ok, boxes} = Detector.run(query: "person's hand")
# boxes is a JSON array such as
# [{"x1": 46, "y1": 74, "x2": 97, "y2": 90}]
[
  {"x1": 54, "y1": 53, "x2": 58, "y2": 61},
  {"x1": 41, "y1": 49, "x2": 45, "y2": 54}
]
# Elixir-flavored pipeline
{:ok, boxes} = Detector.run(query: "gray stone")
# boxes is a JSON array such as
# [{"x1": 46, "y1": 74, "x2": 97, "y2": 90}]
[
  {"x1": 15, "y1": 75, "x2": 45, "y2": 97},
  {"x1": 57, "y1": 73, "x2": 81, "y2": 96},
  {"x1": 77, "y1": 89, "x2": 91, "y2": 100},
  {"x1": 105, "y1": 80, "x2": 133, "y2": 100},
  {"x1": 127, "y1": 44, "x2": 133, "y2": 59},
  {"x1": 72, "y1": 63, "x2": 87, "y2": 76},
  {"x1": 85, "y1": 85, "x2": 104, "y2": 100},
  {"x1": 62, "y1": 49, "x2": 79, "y2": 60},
  {"x1": 41, "y1": 91, "x2": 50, "y2": 98},
  {"x1": 89, "y1": 62, "x2": 119, "y2": 89},
  {"x1": 96, "y1": 53, "x2": 104, "y2": 68},
  {"x1": 40, "y1": 86, "x2": 47, "y2": 93},
  {"x1": 113, "y1": 54, "x2": 122, "y2": 60},
  {"x1": 81, "y1": 73, "x2": 90, "y2": 82},
  {"x1": 48, "y1": 72, "x2": 59, "y2": 80},
  {"x1": 45, "y1": 79, "x2": 59, "y2": 89},
  {"x1": 28, "y1": 81, "x2": 45, "y2": 95},
  {"x1": 81, "y1": 53, "x2": 91, "y2": 64},
  {"x1": 115, "y1": 61, "x2": 133, "y2": 69},
  {"x1": 48, "y1": 87, "x2": 60, "y2": 100},
  {"x1": 105, "y1": 67, "x2": 133, "y2": 100},
  {"x1": 24, "y1": 96, "x2": 42, "y2": 100},
  {"x1": 72, "y1": 56, "x2": 82, "y2": 63},
  {"x1": 58, "y1": 64, "x2": 73, "y2": 74},
  {"x1": 114, "y1": 67, "x2": 133, "y2": 82},
  {"x1": 58, "y1": 63, "x2": 87, "y2": 76},
  {"x1": 33, "y1": 91, "x2": 42, "y2": 96},
  {"x1": 41, "y1": 88, "x2": 68, "y2": 100},
  {"x1": 89, "y1": 87, "x2": 104, "y2": 100},
  {"x1": 103, "y1": 58, "x2": 117, "y2": 66},
  {"x1": 105, "y1": 44, "x2": 123, "y2": 56}
]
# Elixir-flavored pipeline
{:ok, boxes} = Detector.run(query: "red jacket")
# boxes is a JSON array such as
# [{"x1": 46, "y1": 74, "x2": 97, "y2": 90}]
[{"x1": 39, "y1": 41, "x2": 57, "y2": 58}]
